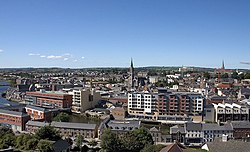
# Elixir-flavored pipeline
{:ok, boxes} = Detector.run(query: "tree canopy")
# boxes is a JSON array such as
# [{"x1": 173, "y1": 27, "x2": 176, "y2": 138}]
[
  {"x1": 53, "y1": 112, "x2": 70, "y2": 122},
  {"x1": 35, "y1": 125, "x2": 61, "y2": 141},
  {"x1": 100, "y1": 127, "x2": 154, "y2": 152}
]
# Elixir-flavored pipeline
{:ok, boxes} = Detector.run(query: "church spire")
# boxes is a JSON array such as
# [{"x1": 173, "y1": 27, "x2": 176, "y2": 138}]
[
  {"x1": 131, "y1": 58, "x2": 134, "y2": 68},
  {"x1": 222, "y1": 60, "x2": 225, "y2": 70}
]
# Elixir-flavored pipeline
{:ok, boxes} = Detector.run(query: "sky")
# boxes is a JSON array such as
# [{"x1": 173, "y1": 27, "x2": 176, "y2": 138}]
[{"x1": 0, "y1": 0, "x2": 250, "y2": 69}]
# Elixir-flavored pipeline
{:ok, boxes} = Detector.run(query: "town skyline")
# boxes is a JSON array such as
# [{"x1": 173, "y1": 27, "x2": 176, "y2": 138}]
[{"x1": 1, "y1": 1, "x2": 250, "y2": 69}]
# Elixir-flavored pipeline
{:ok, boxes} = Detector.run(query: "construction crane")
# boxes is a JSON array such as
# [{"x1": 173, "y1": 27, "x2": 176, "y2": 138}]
[{"x1": 240, "y1": 62, "x2": 250, "y2": 65}]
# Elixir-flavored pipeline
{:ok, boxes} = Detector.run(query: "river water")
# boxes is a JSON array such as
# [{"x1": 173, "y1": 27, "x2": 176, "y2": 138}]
[{"x1": 0, "y1": 82, "x2": 18, "y2": 107}]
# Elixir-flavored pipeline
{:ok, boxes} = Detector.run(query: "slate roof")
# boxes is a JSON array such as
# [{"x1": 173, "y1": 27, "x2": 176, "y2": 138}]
[
  {"x1": 0, "y1": 109, "x2": 29, "y2": 117},
  {"x1": 107, "y1": 120, "x2": 141, "y2": 130},
  {"x1": 51, "y1": 121, "x2": 96, "y2": 130},
  {"x1": 26, "y1": 120, "x2": 50, "y2": 127},
  {"x1": 241, "y1": 88, "x2": 250, "y2": 95},
  {"x1": 206, "y1": 140, "x2": 250, "y2": 152},
  {"x1": 202, "y1": 123, "x2": 233, "y2": 131},
  {"x1": 170, "y1": 125, "x2": 185, "y2": 134},
  {"x1": 231, "y1": 121, "x2": 250, "y2": 129},
  {"x1": 26, "y1": 104, "x2": 47, "y2": 112},
  {"x1": 185, "y1": 122, "x2": 202, "y2": 131},
  {"x1": 150, "y1": 126, "x2": 159, "y2": 132}
]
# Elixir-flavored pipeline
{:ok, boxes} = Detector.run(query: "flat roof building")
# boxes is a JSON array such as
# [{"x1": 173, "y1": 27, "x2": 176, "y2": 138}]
[
  {"x1": 25, "y1": 91, "x2": 72, "y2": 109},
  {"x1": 0, "y1": 109, "x2": 30, "y2": 131}
]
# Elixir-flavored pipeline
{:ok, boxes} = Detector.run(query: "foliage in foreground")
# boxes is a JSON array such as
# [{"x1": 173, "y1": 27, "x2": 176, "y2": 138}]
[
  {"x1": 0, "y1": 125, "x2": 61, "y2": 151},
  {"x1": 100, "y1": 127, "x2": 154, "y2": 152}
]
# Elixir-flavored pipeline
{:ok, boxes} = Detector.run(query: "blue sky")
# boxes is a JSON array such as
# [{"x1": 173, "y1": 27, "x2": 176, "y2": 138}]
[{"x1": 0, "y1": 0, "x2": 250, "y2": 69}]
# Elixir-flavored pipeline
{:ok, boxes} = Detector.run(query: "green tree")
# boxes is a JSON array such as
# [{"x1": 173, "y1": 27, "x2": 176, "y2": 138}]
[
  {"x1": 221, "y1": 73, "x2": 229, "y2": 78},
  {"x1": 37, "y1": 140, "x2": 53, "y2": 152},
  {"x1": 26, "y1": 138, "x2": 38, "y2": 150},
  {"x1": 231, "y1": 71, "x2": 238, "y2": 79},
  {"x1": 245, "y1": 72, "x2": 250, "y2": 79},
  {"x1": 35, "y1": 125, "x2": 61, "y2": 141},
  {"x1": 0, "y1": 126, "x2": 14, "y2": 136},
  {"x1": 131, "y1": 127, "x2": 154, "y2": 151},
  {"x1": 0, "y1": 133, "x2": 15, "y2": 149},
  {"x1": 76, "y1": 134, "x2": 84, "y2": 148},
  {"x1": 15, "y1": 134, "x2": 32, "y2": 150},
  {"x1": 100, "y1": 129, "x2": 121, "y2": 152},
  {"x1": 88, "y1": 139, "x2": 98, "y2": 148},
  {"x1": 53, "y1": 112, "x2": 70, "y2": 122}
]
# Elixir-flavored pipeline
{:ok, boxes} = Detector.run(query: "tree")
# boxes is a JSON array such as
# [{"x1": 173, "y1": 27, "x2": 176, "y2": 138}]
[
  {"x1": 76, "y1": 134, "x2": 84, "y2": 148},
  {"x1": 35, "y1": 125, "x2": 61, "y2": 141},
  {"x1": 0, "y1": 133, "x2": 15, "y2": 149},
  {"x1": 15, "y1": 134, "x2": 32, "y2": 150},
  {"x1": 88, "y1": 140, "x2": 98, "y2": 148},
  {"x1": 231, "y1": 71, "x2": 238, "y2": 79},
  {"x1": 221, "y1": 73, "x2": 229, "y2": 78},
  {"x1": 245, "y1": 73, "x2": 250, "y2": 79},
  {"x1": 25, "y1": 138, "x2": 38, "y2": 150},
  {"x1": 101, "y1": 127, "x2": 154, "y2": 152},
  {"x1": 53, "y1": 112, "x2": 70, "y2": 122},
  {"x1": 0, "y1": 127, "x2": 13, "y2": 136},
  {"x1": 100, "y1": 129, "x2": 121, "y2": 152},
  {"x1": 37, "y1": 140, "x2": 53, "y2": 152},
  {"x1": 131, "y1": 127, "x2": 154, "y2": 151},
  {"x1": 0, "y1": 127, "x2": 15, "y2": 149}
]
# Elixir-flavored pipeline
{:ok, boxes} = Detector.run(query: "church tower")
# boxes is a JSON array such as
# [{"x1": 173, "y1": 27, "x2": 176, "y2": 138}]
[
  {"x1": 222, "y1": 60, "x2": 225, "y2": 70},
  {"x1": 130, "y1": 58, "x2": 135, "y2": 89}
]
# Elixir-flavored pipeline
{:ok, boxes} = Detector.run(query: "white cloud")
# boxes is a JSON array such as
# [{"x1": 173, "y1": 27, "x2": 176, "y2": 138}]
[
  {"x1": 28, "y1": 53, "x2": 40, "y2": 56},
  {"x1": 73, "y1": 59, "x2": 78, "y2": 62},
  {"x1": 40, "y1": 55, "x2": 46, "y2": 58},
  {"x1": 0, "y1": 49, "x2": 3, "y2": 52},
  {"x1": 63, "y1": 53, "x2": 71, "y2": 56},
  {"x1": 47, "y1": 55, "x2": 63, "y2": 59},
  {"x1": 64, "y1": 58, "x2": 69, "y2": 61},
  {"x1": 81, "y1": 56, "x2": 85, "y2": 59}
]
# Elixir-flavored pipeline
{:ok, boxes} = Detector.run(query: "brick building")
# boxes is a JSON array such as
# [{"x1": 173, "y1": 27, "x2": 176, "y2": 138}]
[
  {"x1": 25, "y1": 105, "x2": 52, "y2": 122},
  {"x1": 0, "y1": 109, "x2": 30, "y2": 131},
  {"x1": 25, "y1": 91, "x2": 72, "y2": 109},
  {"x1": 26, "y1": 121, "x2": 97, "y2": 139}
]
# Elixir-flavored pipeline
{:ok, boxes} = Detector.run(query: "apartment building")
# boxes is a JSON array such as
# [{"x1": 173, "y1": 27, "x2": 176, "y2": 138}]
[
  {"x1": 205, "y1": 103, "x2": 249, "y2": 123},
  {"x1": 128, "y1": 92, "x2": 204, "y2": 120},
  {"x1": 0, "y1": 109, "x2": 30, "y2": 131},
  {"x1": 69, "y1": 89, "x2": 101, "y2": 113},
  {"x1": 128, "y1": 93, "x2": 157, "y2": 119},
  {"x1": 25, "y1": 105, "x2": 52, "y2": 122},
  {"x1": 26, "y1": 121, "x2": 97, "y2": 139},
  {"x1": 25, "y1": 90, "x2": 72, "y2": 109}
]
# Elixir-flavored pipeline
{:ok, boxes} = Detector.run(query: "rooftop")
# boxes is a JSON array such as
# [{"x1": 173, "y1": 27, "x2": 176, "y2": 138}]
[
  {"x1": 26, "y1": 120, "x2": 50, "y2": 127},
  {"x1": 26, "y1": 104, "x2": 49, "y2": 112},
  {"x1": 0, "y1": 109, "x2": 29, "y2": 117},
  {"x1": 107, "y1": 120, "x2": 141, "y2": 130},
  {"x1": 231, "y1": 121, "x2": 250, "y2": 129},
  {"x1": 51, "y1": 121, "x2": 96, "y2": 130},
  {"x1": 185, "y1": 122, "x2": 202, "y2": 131}
]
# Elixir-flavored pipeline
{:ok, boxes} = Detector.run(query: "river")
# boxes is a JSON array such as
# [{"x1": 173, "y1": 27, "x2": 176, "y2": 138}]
[{"x1": 0, "y1": 82, "x2": 19, "y2": 108}]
